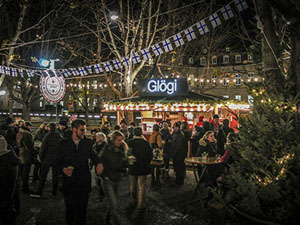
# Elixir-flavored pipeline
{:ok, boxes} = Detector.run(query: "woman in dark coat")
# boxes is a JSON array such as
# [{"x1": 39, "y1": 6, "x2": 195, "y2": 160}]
[{"x1": 160, "y1": 122, "x2": 172, "y2": 179}]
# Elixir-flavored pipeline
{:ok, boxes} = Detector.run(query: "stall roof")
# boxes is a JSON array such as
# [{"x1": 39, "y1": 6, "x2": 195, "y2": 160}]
[{"x1": 111, "y1": 91, "x2": 223, "y2": 103}]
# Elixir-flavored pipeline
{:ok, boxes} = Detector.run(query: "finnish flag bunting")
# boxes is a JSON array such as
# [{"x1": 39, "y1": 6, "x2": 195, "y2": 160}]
[
  {"x1": 162, "y1": 39, "x2": 173, "y2": 52},
  {"x1": 93, "y1": 64, "x2": 103, "y2": 74},
  {"x1": 184, "y1": 27, "x2": 196, "y2": 41},
  {"x1": 11, "y1": 68, "x2": 17, "y2": 77},
  {"x1": 85, "y1": 65, "x2": 93, "y2": 74},
  {"x1": 71, "y1": 68, "x2": 79, "y2": 76},
  {"x1": 18, "y1": 69, "x2": 24, "y2": 77},
  {"x1": 209, "y1": 13, "x2": 222, "y2": 28},
  {"x1": 61, "y1": 69, "x2": 71, "y2": 77},
  {"x1": 196, "y1": 20, "x2": 209, "y2": 35},
  {"x1": 103, "y1": 61, "x2": 113, "y2": 72},
  {"x1": 78, "y1": 67, "x2": 87, "y2": 76},
  {"x1": 40, "y1": 70, "x2": 48, "y2": 78},
  {"x1": 234, "y1": 0, "x2": 248, "y2": 12},
  {"x1": 141, "y1": 48, "x2": 152, "y2": 61},
  {"x1": 131, "y1": 52, "x2": 141, "y2": 64},
  {"x1": 122, "y1": 56, "x2": 130, "y2": 67},
  {"x1": 4, "y1": 67, "x2": 10, "y2": 76},
  {"x1": 26, "y1": 70, "x2": 34, "y2": 77},
  {"x1": 151, "y1": 44, "x2": 163, "y2": 56},
  {"x1": 0, "y1": 66, "x2": 4, "y2": 74},
  {"x1": 221, "y1": 4, "x2": 234, "y2": 20},
  {"x1": 173, "y1": 33, "x2": 184, "y2": 47},
  {"x1": 113, "y1": 59, "x2": 122, "y2": 70}
]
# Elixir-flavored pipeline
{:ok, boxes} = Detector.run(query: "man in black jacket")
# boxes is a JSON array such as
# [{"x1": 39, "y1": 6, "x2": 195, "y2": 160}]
[
  {"x1": 217, "y1": 119, "x2": 234, "y2": 155},
  {"x1": 31, "y1": 123, "x2": 63, "y2": 198},
  {"x1": 57, "y1": 119, "x2": 103, "y2": 225},
  {"x1": 127, "y1": 127, "x2": 153, "y2": 209}
]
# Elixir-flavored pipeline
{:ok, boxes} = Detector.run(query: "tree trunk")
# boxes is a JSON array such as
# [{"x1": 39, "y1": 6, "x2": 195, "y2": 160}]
[
  {"x1": 22, "y1": 104, "x2": 31, "y2": 121},
  {"x1": 8, "y1": 99, "x2": 13, "y2": 118}
]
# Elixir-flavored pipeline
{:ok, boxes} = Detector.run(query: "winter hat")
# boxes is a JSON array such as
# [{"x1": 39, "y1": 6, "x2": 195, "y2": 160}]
[
  {"x1": 5, "y1": 117, "x2": 14, "y2": 125},
  {"x1": 59, "y1": 120, "x2": 68, "y2": 127},
  {"x1": 0, "y1": 136, "x2": 9, "y2": 156}
]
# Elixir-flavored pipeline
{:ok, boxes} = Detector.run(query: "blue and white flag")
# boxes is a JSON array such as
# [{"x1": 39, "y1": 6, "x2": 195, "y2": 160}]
[
  {"x1": 151, "y1": 44, "x2": 163, "y2": 56},
  {"x1": 61, "y1": 69, "x2": 71, "y2": 77},
  {"x1": 196, "y1": 20, "x2": 209, "y2": 35},
  {"x1": 4, "y1": 67, "x2": 10, "y2": 76},
  {"x1": 0, "y1": 66, "x2": 4, "y2": 74},
  {"x1": 122, "y1": 56, "x2": 130, "y2": 67},
  {"x1": 103, "y1": 61, "x2": 113, "y2": 72},
  {"x1": 40, "y1": 70, "x2": 48, "y2": 78},
  {"x1": 185, "y1": 27, "x2": 196, "y2": 41},
  {"x1": 131, "y1": 52, "x2": 141, "y2": 64},
  {"x1": 78, "y1": 67, "x2": 87, "y2": 76},
  {"x1": 141, "y1": 48, "x2": 152, "y2": 61},
  {"x1": 26, "y1": 70, "x2": 34, "y2": 77},
  {"x1": 11, "y1": 68, "x2": 17, "y2": 77},
  {"x1": 173, "y1": 33, "x2": 184, "y2": 47},
  {"x1": 221, "y1": 4, "x2": 234, "y2": 20},
  {"x1": 162, "y1": 39, "x2": 173, "y2": 52},
  {"x1": 209, "y1": 13, "x2": 222, "y2": 28},
  {"x1": 113, "y1": 59, "x2": 122, "y2": 70},
  {"x1": 71, "y1": 68, "x2": 79, "y2": 76},
  {"x1": 18, "y1": 69, "x2": 24, "y2": 77},
  {"x1": 86, "y1": 65, "x2": 93, "y2": 74},
  {"x1": 234, "y1": 0, "x2": 248, "y2": 12},
  {"x1": 93, "y1": 64, "x2": 103, "y2": 74}
]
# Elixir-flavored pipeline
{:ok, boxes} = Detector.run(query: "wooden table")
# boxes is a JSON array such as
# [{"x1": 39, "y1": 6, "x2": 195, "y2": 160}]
[{"x1": 184, "y1": 157, "x2": 223, "y2": 213}]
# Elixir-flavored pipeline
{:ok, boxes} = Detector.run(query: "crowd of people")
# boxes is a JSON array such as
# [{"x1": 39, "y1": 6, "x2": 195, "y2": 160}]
[{"x1": 0, "y1": 115, "x2": 236, "y2": 225}]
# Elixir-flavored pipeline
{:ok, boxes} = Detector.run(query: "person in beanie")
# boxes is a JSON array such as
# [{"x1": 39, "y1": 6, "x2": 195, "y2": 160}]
[
  {"x1": 57, "y1": 120, "x2": 103, "y2": 225},
  {"x1": 31, "y1": 123, "x2": 63, "y2": 198},
  {"x1": 127, "y1": 127, "x2": 153, "y2": 209},
  {"x1": 16, "y1": 121, "x2": 36, "y2": 194},
  {"x1": 58, "y1": 120, "x2": 72, "y2": 139}
]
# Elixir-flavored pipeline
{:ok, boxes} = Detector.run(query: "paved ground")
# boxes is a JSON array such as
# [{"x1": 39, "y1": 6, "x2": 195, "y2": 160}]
[{"x1": 16, "y1": 170, "x2": 213, "y2": 225}]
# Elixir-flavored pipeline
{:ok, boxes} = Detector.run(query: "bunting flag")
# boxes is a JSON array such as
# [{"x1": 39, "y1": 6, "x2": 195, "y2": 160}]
[
  {"x1": 11, "y1": 68, "x2": 17, "y2": 77},
  {"x1": 221, "y1": 4, "x2": 234, "y2": 20},
  {"x1": 103, "y1": 61, "x2": 113, "y2": 72},
  {"x1": 62, "y1": 69, "x2": 71, "y2": 77},
  {"x1": 4, "y1": 67, "x2": 10, "y2": 76},
  {"x1": 113, "y1": 59, "x2": 122, "y2": 70},
  {"x1": 86, "y1": 65, "x2": 93, "y2": 74},
  {"x1": 71, "y1": 68, "x2": 79, "y2": 76},
  {"x1": 196, "y1": 20, "x2": 209, "y2": 35},
  {"x1": 0, "y1": 66, "x2": 3, "y2": 74},
  {"x1": 151, "y1": 44, "x2": 163, "y2": 56},
  {"x1": 209, "y1": 13, "x2": 222, "y2": 28},
  {"x1": 78, "y1": 67, "x2": 87, "y2": 76},
  {"x1": 26, "y1": 70, "x2": 34, "y2": 77},
  {"x1": 40, "y1": 70, "x2": 48, "y2": 78},
  {"x1": 162, "y1": 39, "x2": 173, "y2": 52},
  {"x1": 185, "y1": 27, "x2": 197, "y2": 41},
  {"x1": 18, "y1": 69, "x2": 24, "y2": 77},
  {"x1": 173, "y1": 33, "x2": 184, "y2": 47},
  {"x1": 131, "y1": 52, "x2": 141, "y2": 64},
  {"x1": 234, "y1": 0, "x2": 248, "y2": 12},
  {"x1": 141, "y1": 48, "x2": 152, "y2": 61},
  {"x1": 122, "y1": 56, "x2": 130, "y2": 67},
  {"x1": 93, "y1": 64, "x2": 103, "y2": 74}
]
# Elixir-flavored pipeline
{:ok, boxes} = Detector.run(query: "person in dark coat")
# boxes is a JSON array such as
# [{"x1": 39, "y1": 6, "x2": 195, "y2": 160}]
[
  {"x1": 31, "y1": 123, "x2": 63, "y2": 198},
  {"x1": 191, "y1": 126, "x2": 204, "y2": 157},
  {"x1": 58, "y1": 120, "x2": 72, "y2": 140},
  {"x1": 101, "y1": 121, "x2": 110, "y2": 137},
  {"x1": 97, "y1": 131, "x2": 128, "y2": 225},
  {"x1": 217, "y1": 119, "x2": 234, "y2": 155},
  {"x1": 57, "y1": 120, "x2": 102, "y2": 225},
  {"x1": 127, "y1": 127, "x2": 153, "y2": 209},
  {"x1": 0, "y1": 136, "x2": 20, "y2": 225},
  {"x1": 160, "y1": 122, "x2": 172, "y2": 179},
  {"x1": 171, "y1": 122, "x2": 186, "y2": 187},
  {"x1": 3, "y1": 117, "x2": 18, "y2": 153},
  {"x1": 16, "y1": 121, "x2": 36, "y2": 194}
]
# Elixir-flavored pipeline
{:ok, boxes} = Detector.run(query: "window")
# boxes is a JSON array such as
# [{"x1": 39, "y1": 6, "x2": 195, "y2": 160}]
[
  {"x1": 93, "y1": 80, "x2": 97, "y2": 89},
  {"x1": 200, "y1": 57, "x2": 206, "y2": 66},
  {"x1": 235, "y1": 73, "x2": 241, "y2": 85},
  {"x1": 203, "y1": 49, "x2": 208, "y2": 54},
  {"x1": 248, "y1": 95, "x2": 254, "y2": 105},
  {"x1": 189, "y1": 57, "x2": 194, "y2": 65},
  {"x1": 93, "y1": 98, "x2": 97, "y2": 106},
  {"x1": 235, "y1": 54, "x2": 241, "y2": 63},
  {"x1": 211, "y1": 75, "x2": 217, "y2": 86},
  {"x1": 87, "y1": 81, "x2": 90, "y2": 90},
  {"x1": 248, "y1": 73, "x2": 254, "y2": 82},
  {"x1": 235, "y1": 95, "x2": 242, "y2": 101},
  {"x1": 39, "y1": 97, "x2": 43, "y2": 108},
  {"x1": 60, "y1": 101, "x2": 64, "y2": 107},
  {"x1": 248, "y1": 54, "x2": 253, "y2": 63},
  {"x1": 223, "y1": 74, "x2": 229, "y2": 86},
  {"x1": 223, "y1": 95, "x2": 229, "y2": 99},
  {"x1": 225, "y1": 47, "x2": 230, "y2": 53},
  {"x1": 223, "y1": 55, "x2": 229, "y2": 64},
  {"x1": 199, "y1": 79, "x2": 204, "y2": 86},
  {"x1": 212, "y1": 56, "x2": 217, "y2": 65}
]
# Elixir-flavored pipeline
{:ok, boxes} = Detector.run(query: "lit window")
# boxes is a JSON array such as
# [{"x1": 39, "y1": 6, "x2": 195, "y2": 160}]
[
  {"x1": 200, "y1": 57, "x2": 206, "y2": 66},
  {"x1": 248, "y1": 95, "x2": 254, "y2": 105},
  {"x1": 235, "y1": 95, "x2": 242, "y2": 101},
  {"x1": 248, "y1": 73, "x2": 254, "y2": 82},
  {"x1": 223, "y1": 95, "x2": 229, "y2": 99},
  {"x1": 235, "y1": 73, "x2": 241, "y2": 85},
  {"x1": 212, "y1": 56, "x2": 217, "y2": 65},
  {"x1": 223, "y1": 74, "x2": 229, "y2": 86},
  {"x1": 211, "y1": 75, "x2": 217, "y2": 86},
  {"x1": 199, "y1": 79, "x2": 204, "y2": 86},
  {"x1": 60, "y1": 101, "x2": 64, "y2": 107},
  {"x1": 248, "y1": 54, "x2": 253, "y2": 63},
  {"x1": 223, "y1": 55, "x2": 229, "y2": 64},
  {"x1": 93, "y1": 98, "x2": 97, "y2": 106},
  {"x1": 235, "y1": 54, "x2": 241, "y2": 63},
  {"x1": 93, "y1": 80, "x2": 97, "y2": 89},
  {"x1": 40, "y1": 101, "x2": 43, "y2": 108}
]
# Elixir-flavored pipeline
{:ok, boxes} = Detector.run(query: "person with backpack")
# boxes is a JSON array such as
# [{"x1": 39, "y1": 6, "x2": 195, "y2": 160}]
[{"x1": 149, "y1": 124, "x2": 163, "y2": 187}]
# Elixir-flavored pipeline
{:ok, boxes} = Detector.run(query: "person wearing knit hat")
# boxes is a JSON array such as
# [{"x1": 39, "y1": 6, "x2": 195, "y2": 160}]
[{"x1": 58, "y1": 120, "x2": 72, "y2": 139}]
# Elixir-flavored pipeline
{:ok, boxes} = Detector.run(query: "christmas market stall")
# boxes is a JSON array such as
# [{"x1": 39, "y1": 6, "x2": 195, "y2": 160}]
[{"x1": 102, "y1": 78, "x2": 251, "y2": 134}]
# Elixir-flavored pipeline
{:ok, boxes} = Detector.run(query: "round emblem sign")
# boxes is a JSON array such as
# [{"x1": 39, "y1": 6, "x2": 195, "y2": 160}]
[{"x1": 40, "y1": 76, "x2": 66, "y2": 103}]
